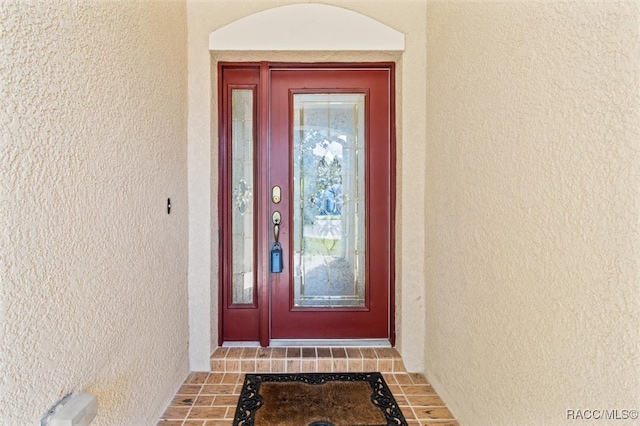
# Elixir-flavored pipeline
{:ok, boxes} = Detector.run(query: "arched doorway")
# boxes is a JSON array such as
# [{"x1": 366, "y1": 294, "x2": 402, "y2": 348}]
[{"x1": 211, "y1": 5, "x2": 404, "y2": 347}]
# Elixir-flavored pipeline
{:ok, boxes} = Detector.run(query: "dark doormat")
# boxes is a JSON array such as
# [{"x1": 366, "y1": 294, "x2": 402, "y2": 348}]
[{"x1": 232, "y1": 372, "x2": 408, "y2": 426}]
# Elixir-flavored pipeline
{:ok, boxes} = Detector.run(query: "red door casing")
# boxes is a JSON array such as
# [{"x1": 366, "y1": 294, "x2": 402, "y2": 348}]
[{"x1": 219, "y1": 64, "x2": 395, "y2": 345}]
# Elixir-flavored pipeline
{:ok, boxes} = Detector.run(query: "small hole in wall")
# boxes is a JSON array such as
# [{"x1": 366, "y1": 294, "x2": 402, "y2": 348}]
[{"x1": 167, "y1": 198, "x2": 171, "y2": 214}]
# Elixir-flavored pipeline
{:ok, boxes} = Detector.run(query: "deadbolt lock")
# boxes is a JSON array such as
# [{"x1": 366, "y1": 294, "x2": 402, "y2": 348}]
[{"x1": 272, "y1": 185, "x2": 282, "y2": 204}]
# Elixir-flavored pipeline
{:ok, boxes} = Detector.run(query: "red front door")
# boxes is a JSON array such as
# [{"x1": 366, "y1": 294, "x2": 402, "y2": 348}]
[{"x1": 219, "y1": 63, "x2": 395, "y2": 345}]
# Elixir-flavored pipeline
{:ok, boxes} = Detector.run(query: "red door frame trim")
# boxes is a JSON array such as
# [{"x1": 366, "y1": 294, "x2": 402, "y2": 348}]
[
  {"x1": 218, "y1": 62, "x2": 396, "y2": 347},
  {"x1": 258, "y1": 62, "x2": 271, "y2": 347}
]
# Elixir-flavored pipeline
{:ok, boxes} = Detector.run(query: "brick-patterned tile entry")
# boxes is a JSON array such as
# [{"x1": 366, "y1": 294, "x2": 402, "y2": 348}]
[{"x1": 157, "y1": 347, "x2": 458, "y2": 426}]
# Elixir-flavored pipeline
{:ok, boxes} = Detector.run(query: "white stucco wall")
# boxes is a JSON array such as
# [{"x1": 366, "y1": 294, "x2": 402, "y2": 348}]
[
  {"x1": 4, "y1": 1, "x2": 637, "y2": 424},
  {"x1": 425, "y1": 1, "x2": 640, "y2": 425},
  {"x1": 1, "y1": 1, "x2": 189, "y2": 424},
  {"x1": 186, "y1": 0, "x2": 428, "y2": 372}
]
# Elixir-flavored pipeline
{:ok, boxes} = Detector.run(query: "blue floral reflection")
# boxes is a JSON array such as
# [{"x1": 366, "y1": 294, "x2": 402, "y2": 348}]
[{"x1": 316, "y1": 183, "x2": 342, "y2": 216}]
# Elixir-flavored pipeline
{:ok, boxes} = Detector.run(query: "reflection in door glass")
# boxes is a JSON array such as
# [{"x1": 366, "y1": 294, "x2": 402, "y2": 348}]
[
  {"x1": 293, "y1": 93, "x2": 365, "y2": 308},
  {"x1": 231, "y1": 89, "x2": 254, "y2": 304}
]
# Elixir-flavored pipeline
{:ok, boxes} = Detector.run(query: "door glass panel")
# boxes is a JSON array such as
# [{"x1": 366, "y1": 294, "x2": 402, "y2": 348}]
[
  {"x1": 292, "y1": 93, "x2": 366, "y2": 308},
  {"x1": 231, "y1": 89, "x2": 254, "y2": 305}
]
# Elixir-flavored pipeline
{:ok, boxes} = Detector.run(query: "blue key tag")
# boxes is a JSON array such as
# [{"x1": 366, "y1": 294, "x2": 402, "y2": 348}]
[{"x1": 270, "y1": 242, "x2": 283, "y2": 273}]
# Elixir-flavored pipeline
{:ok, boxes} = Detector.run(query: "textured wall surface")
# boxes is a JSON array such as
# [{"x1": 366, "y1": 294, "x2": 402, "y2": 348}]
[
  {"x1": 0, "y1": 1, "x2": 189, "y2": 424},
  {"x1": 425, "y1": 2, "x2": 640, "y2": 425},
  {"x1": 187, "y1": 0, "x2": 428, "y2": 372}
]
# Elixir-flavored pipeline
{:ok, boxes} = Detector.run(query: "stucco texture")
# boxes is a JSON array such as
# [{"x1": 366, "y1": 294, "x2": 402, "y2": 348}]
[
  {"x1": 186, "y1": 0, "x2": 428, "y2": 372},
  {"x1": 1, "y1": 1, "x2": 189, "y2": 424},
  {"x1": 425, "y1": 1, "x2": 640, "y2": 425}
]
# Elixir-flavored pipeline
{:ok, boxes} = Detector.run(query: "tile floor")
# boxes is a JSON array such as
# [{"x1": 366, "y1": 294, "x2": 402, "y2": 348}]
[{"x1": 157, "y1": 347, "x2": 458, "y2": 426}]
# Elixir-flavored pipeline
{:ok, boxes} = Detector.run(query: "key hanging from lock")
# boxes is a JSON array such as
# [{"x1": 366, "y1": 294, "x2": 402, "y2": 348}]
[
  {"x1": 270, "y1": 211, "x2": 283, "y2": 273},
  {"x1": 270, "y1": 242, "x2": 283, "y2": 273}
]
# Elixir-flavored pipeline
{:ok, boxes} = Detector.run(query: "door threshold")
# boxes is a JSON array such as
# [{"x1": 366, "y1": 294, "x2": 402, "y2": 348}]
[
  {"x1": 222, "y1": 339, "x2": 391, "y2": 348},
  {"x1": 222, "y1": 341, "x2": 260, "y2": 348},
  {"x1": 269, "y1": 339, "x2": 391, "y2": 347}
]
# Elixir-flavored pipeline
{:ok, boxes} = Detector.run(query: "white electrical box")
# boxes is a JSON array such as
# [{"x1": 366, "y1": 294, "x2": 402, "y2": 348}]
[{"x1": 42, "y1": 392, "x2": 98, "y2": 426}]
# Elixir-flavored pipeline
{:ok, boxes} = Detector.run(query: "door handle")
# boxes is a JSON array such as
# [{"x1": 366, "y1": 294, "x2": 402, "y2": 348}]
[
  {"x1": 271, "y1": 211, "x2": 283, "y2": 273},
  {"x1": 272, "y1": 211, "x2": 281, "y2": 243}
]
